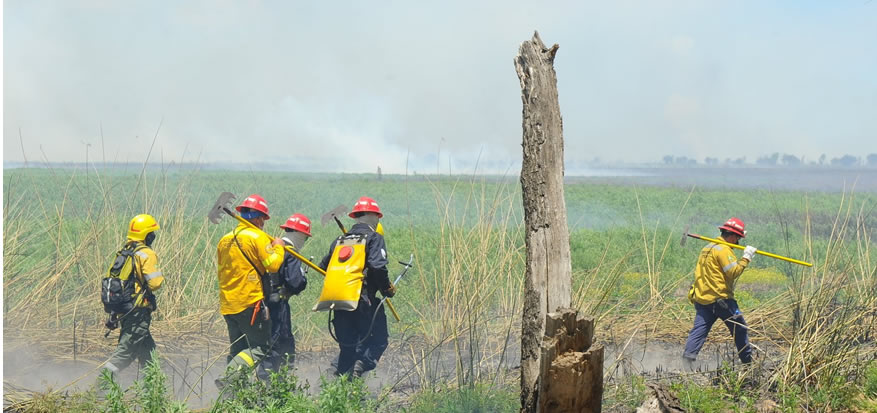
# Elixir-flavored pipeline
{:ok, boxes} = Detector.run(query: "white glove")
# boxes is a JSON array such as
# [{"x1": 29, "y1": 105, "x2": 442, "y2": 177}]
[{"x1": 742, "y1": 246, "x2": 757, "y2": 261}]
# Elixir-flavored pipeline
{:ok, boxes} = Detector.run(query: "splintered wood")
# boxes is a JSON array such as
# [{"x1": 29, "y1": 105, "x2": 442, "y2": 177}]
[
  {"x1": 538, "y1": 309, "x2": 603, "y2": 413},
  {"x1": 516, "y1": 31, "x2": 603, "y2": 413}
]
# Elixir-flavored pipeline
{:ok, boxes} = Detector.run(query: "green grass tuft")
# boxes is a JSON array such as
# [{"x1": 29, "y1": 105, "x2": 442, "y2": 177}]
[
  {"x1": 403, "y1": 382, "x2": 518, "y2": 413},
  {"x1": 737, "y1": 267, "x2": 788, "y2": 286}
]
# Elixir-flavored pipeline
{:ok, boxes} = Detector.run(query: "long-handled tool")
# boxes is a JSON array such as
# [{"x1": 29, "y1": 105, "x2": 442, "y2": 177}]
[
  {"x1": 327, "y1": 254, "x2": 415, "y2": 349},
  {"x1": 380, "y1": 254, "x2": 414, "y2": 314},
  {"x1": 681, "y1": 227, "x2": 812, "y2": 267},
  {"x1": 391, "y1": 255, "x2": 414, "y2": 291},
  {"x1": 320, "y1": 203, "x2": 403, "y2": 322},
  {"x1": 209, "y1": 192, "x2": 328, "y2": 277}
]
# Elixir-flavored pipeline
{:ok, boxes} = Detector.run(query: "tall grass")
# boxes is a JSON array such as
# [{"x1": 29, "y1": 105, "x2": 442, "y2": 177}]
[
  {"x1": 395, "y1": 174, "x2": 524, "y2": 392},
  {"x1": 767, "y1": 190, "x2": 877, "y2": 408},
  {"x1": 3, "y1": 166, "x2": 226, "y2": 364},
  {"x1": 4, "y1": 165, "x2": 876, "y2": 410},
  {"x1": 599, "y1": 186, "x2": 877, "y2": 410}
]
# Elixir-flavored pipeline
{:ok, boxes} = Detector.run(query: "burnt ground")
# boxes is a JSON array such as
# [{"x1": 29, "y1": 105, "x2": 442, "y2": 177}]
[
  {"x1": 3, "y1": 333, "x2": 515, "y2": 410},
  {"x1": 3, "y1": 329, "x2": 768, "y2": 410},
  {"x1": 3, "y1": 338, "x2": 424, "y2": 410}
]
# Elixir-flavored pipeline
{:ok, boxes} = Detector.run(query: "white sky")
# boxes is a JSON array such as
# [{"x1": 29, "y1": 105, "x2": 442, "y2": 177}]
[{"x1": 4, "y1": 0, "x2": 876, "y2": 173}]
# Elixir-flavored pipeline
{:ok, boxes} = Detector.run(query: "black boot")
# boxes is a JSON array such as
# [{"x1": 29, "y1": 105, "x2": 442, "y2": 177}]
[{"x1": 351, "y1": 360, "x2": 366, "y2": 378}]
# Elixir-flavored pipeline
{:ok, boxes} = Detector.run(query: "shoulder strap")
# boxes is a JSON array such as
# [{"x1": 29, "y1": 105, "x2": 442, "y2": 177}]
[
  {"x1": 128, "y1": 242, "x2": 150, "y2": 292},
  {"x1": 233, "y1": 228, "x2": 264, "y2": 278}
]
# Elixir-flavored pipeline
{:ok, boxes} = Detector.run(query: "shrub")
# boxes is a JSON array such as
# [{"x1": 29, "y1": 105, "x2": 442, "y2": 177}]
[
  {"x1": 865, "y1": 361, "x2": 877, "y2": 399},
  {"x1": 404, "y1": 382, "x2": 518, "y2": 413},
  {"x1": 316, "y1": 375, "x2": 377, "y2": 413},
  {"x1": 134, "y1": 351, "x2": 186, "y2": 413},
  {"x1": 671, "y1": 382, "x2": 731, "y2": 413},
  {"x1": 606, "y1": 375, "x2": 648, "y2": 409},
  {"x1": 211, "y1": 364, "x2": 316, "y2": 412},
  {"x1": 99, "y1": 368, "x2": 129, "y2": 413}
]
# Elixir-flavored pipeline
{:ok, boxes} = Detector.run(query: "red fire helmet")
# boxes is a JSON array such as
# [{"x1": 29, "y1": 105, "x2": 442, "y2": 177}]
[
  {"x1": 279, "y1": 213, "x2": 312, "y2": 236},
  {"x1": 235, "y1": 194, "x2": 270, "y2": 219},
  {"x1": 348, "y1": 196, "x2": 382, "y2": 218},
  {"x1": 718, "y1": 217, "x2": 746, "y2": 238}
]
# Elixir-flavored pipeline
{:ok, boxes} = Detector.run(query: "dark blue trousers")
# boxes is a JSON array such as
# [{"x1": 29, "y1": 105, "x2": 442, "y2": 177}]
[
  {"x1": 683, "y1": 299, "x2": 752, "y2": 363},
  {"x1": 332, "y1": 295, "x2": 388, "y2": 375},
  {"x1": 263, "y1": 300, "x2": 296, "y2": 373}
]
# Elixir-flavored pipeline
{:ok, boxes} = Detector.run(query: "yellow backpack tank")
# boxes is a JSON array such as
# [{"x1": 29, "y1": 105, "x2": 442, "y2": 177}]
[{"x1": 313, "y1": 234, "x2": 367, "y2": 312}]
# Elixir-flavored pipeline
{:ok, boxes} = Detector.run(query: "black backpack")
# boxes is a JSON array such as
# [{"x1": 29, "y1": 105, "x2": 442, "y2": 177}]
[{"x1": 101, "y1": 242, "x2": 148, "y2": 314}]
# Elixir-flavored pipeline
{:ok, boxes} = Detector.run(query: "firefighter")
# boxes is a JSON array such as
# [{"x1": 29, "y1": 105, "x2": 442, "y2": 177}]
[
  {"x1": 319, "y1": 196, "x2": 395, "y2": 378},
  {"x1": 103, "y1": 214, "x2": 165, "y2": 375},
  {"x1": 216, "y1": 194, "x2": 285, "y2": 383},
  {"x1": 261, "y1": 213, "x2": 311, "y2": 373},
  {"x1": 683, "y1": 217, "x2": 757, "y2": 366}
]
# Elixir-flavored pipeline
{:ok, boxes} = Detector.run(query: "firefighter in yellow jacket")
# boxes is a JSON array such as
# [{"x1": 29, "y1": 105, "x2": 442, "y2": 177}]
[
  {"x1": 216, "y1": 194, "x2": 285, "y2": 382},
  {"x1": 104, "y1": 214, "x2": 165, "y2": 375},
  {"x1": 683, "y1": 217, "x2": 757, "y2": 366}
]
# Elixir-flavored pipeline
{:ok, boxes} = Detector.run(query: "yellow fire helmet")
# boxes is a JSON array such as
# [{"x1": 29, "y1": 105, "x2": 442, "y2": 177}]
[
  {"x1": 127, "y1": 214, "x2": 160, "y2": 241},
  {"x1": 313, "y1": 234, "x2": 367, "y2": 312}
]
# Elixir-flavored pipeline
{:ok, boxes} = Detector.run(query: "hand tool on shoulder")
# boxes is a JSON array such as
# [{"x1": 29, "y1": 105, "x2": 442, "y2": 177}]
[
  {"x1": 680, "y1": 226, "x2": 812, "y2": 267},
  {"x1": 209, "y1": 192, "x2": 327, "y2": 275}
]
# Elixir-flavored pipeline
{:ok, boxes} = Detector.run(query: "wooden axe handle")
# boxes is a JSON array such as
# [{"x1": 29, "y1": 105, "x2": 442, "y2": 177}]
[
  {"x1": 333, "y1": 216, "x2": 347, "y2": 233},
  {"x1": 223, "y1": 207, "x2": 403, "y2": 321},
  {"x1": 224, "y1": 207, "x2": 327, "y2": 276}
]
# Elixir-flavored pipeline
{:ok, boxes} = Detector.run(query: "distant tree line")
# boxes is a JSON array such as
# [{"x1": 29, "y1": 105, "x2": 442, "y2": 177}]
[{"x1": 661, "y1": 153, "x2": 877, "y2": 168}]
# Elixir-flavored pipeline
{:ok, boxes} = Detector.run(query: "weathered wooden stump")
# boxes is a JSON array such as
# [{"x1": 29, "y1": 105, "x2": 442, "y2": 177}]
[
  {"x1": 539, "y1": 309, "x2": 604, "y2": 413},
  {"x1": 516, "y1": 31, "x2": 604, "y2": 413}
]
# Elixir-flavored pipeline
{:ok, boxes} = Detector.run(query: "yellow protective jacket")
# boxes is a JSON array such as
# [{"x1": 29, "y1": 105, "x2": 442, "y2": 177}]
[
  {"x1": 130, "y1": 242, "x2": 163, "y2": 309},
  {"x1": 216, "y1": 223, "x2": 284, "y2": 315},
  {"x1": 690, "y1": 242, "x2": 750, "y2": 305}
]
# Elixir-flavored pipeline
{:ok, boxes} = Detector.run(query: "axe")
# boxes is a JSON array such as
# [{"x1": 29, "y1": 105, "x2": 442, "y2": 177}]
[
  {"x1": 321, "y1": 204, "x2": 349, "y2": 233},
  {"x1": 209, "y1": 192, "x2": 328, "y2": 276},
  {"x1": 681, "y1": 225, "x2": 812, "y2": 267}
]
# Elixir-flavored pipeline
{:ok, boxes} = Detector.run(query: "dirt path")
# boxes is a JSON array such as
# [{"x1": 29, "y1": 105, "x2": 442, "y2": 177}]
[
  {"x1": 4, "y1": 332, "x2": 763, "y2": 410},
  {"x1": 3, "y1": 336, "x2": 485, "y2": 410}
]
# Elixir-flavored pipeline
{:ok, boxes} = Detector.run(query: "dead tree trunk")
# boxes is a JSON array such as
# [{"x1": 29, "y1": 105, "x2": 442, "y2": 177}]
[
  {"x1": 516, "y1": 31, "x2": 602, "y2": 413},
  {"x1": 515, "y1": 31, "x2": 572, "y2": 411}
]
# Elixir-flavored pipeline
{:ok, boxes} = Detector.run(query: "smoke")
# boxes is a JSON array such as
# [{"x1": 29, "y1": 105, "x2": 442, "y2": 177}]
[{"x1": 5, "y1": 1, "x2": 876, "y2": 171}]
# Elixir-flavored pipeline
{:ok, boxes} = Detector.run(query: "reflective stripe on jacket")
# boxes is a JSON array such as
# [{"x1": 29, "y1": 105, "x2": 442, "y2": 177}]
[
  {"x1": 131, "y1": 243, "x2": 163, "y2": 308},
  {"x1": 217, "y1": 223, "x2": 284, "y2": 315},
  {"x1": 691, "y1": 242, "x2": 750, "y2": 305}
]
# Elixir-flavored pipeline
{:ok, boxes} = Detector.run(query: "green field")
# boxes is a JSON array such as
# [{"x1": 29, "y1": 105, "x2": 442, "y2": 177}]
[{"x1": 4, "y1": 167, "x2": 876, "y2": 411}]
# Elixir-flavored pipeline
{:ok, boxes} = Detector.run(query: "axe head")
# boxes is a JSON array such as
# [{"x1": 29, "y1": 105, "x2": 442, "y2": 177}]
[
  {"x1": 321, "y1": 204, "x2": 349, "y2": 226},
  {"x1": 209, "y1": 192, "x2": 237, "y2": 224},
  {"x1": 680, "y1": 225, "x2": 690, "y2": 247}
]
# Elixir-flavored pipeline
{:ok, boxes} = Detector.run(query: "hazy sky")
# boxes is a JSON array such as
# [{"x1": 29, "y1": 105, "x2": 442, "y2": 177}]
[{"x1": 4, "y1": 1, "x2": 876, "y2": 173}]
